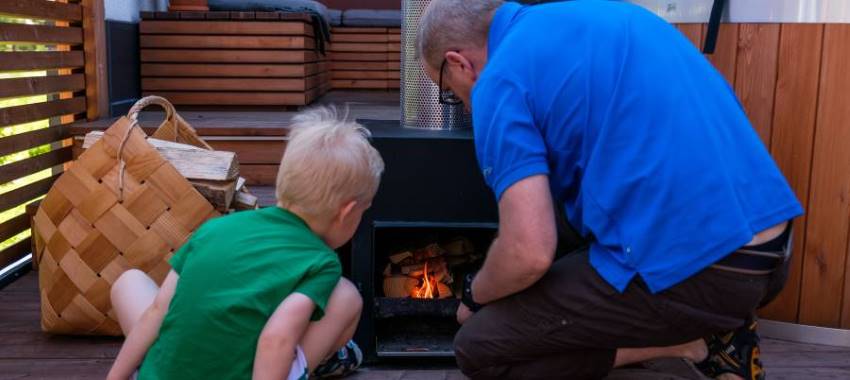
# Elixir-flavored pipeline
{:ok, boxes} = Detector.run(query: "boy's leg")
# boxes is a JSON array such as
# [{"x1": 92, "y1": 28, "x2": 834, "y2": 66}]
[
  {"x1": 300, "y1": 278, "x2": 363, "y2": 372},
  {"x1": 111, "y1": 269, "x2": 160, "y2": 335}
]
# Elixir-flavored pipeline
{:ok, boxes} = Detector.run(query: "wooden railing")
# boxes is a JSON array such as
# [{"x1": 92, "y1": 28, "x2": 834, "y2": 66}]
[{"x1": 0, "y1": 0, "x2": 105, "y2": 272}]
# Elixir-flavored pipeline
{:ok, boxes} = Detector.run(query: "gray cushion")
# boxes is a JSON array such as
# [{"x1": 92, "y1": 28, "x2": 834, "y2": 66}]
[
  {"x1": 328, "y1": 9, "x2": 342, "y2": 26},
  {"x1": 208, "y1": 0, "x2": 330, "y2": 24},
  {"x1": 342, "y1": 9, "x2": 401, "y2": 27}
]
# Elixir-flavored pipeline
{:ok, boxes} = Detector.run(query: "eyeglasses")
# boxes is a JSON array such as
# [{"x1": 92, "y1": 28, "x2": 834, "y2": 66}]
[{"x1": 438, "y1": 58, "x2": 463, "y2": 105}]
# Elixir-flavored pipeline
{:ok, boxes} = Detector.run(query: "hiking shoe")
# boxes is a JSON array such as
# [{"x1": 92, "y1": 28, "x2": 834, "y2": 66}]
[
  {"x1": 312, "y1": 340, "x2": 363, "y2": 379},
  {"x1": 696, "y1": 319, "x2": 765, "y2": 380}
]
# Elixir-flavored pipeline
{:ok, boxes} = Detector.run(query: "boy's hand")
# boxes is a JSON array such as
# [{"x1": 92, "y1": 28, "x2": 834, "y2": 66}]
[{"x1": 457, "y1": 303, "x2": 474, "y2": 324}]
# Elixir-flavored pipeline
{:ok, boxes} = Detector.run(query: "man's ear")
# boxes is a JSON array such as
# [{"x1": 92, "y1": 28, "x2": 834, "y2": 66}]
[
  {"x1": 336, "y1": 200, "x2": 358, "y2": 224},
  {"x1": 445, "y1": 51, "x2": 473, "y2": 77}
]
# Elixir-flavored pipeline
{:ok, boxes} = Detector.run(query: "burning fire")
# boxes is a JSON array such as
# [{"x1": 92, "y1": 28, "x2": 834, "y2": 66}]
[{"x1": 412, "y1": 262, "x2": 436, "y2": 299}]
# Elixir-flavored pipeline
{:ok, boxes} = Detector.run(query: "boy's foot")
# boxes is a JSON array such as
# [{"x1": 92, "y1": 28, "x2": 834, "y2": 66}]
[
  {"x1": 695, "y1": 319, "x2": 765, "y2": 380},
  {"x1": 312, "y1": 340, "x2": 363, "y2": 379}
]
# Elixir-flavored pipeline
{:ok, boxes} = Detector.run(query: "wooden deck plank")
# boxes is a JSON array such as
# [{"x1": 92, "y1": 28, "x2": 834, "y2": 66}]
[
  {"x1": 0, "y1": 359, "x2": 113, "y2": 380},
  {"x1": 139, "y1": 21, "x2": 313, "y2": 37},
  {"x1": 3, "y1": 271, "x2": 850, "y2": 378}
]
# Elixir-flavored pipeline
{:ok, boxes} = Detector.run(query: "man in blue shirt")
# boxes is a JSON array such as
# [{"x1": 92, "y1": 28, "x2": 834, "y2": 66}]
[{"x1": 417, "y1": 1, "x2": 802, "y2": 379}]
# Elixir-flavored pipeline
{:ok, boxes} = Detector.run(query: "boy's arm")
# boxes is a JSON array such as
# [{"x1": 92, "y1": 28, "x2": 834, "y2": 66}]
[
  {"x1": 107, "y1": 270, "x2": 180, "y2": 380},
  {"x1": 253, "y1": 293, "x2": 315, "y2": 380}
]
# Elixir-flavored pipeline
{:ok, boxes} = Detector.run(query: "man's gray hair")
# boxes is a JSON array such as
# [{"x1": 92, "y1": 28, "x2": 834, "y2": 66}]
[{"x1": 416, "y1": 0, "x2": 504, "y2": 70}]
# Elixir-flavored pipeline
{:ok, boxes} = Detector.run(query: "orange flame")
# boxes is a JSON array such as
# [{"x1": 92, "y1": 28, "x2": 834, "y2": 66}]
[{"x1": 413, "y1": 262, "x2": 435, "y2": 299}]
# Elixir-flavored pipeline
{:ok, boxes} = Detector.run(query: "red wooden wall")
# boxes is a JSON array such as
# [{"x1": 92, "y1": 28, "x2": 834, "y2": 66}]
[{"x1": 678, "y1": 23, "x2": 850, "y2": 328}]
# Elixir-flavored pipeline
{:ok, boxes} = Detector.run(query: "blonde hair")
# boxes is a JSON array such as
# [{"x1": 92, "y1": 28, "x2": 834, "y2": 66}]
[{"x1": 276, "y1": 107, "x2": 384, "y2": 218}]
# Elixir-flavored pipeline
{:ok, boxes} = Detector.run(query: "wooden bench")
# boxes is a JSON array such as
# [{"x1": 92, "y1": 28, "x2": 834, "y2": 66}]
[
  {"x1": 330, "y1": 27, "x2": 401, "y2": 90},
  {"x1": 139, "y1": 11, "x2": 331, "y2": 106}
]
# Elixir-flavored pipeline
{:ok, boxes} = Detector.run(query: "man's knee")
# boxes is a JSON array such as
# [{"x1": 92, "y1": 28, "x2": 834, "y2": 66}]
[{"x1": 454, "y1": 318, "x2": 494, "y2": 377}]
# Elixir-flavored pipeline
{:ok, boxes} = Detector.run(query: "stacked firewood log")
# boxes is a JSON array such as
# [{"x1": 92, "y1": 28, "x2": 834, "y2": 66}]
[
  {"x1": 79, "y1": 131, "x2": 257, "y2": 213},
  {"x1": 382, "y1": 238, "x2": 481, "y2": 299}
]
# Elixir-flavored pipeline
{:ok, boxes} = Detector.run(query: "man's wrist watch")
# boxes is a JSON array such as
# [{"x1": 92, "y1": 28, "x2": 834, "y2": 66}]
[{"x1": 461, "y1": 273, "x2": 484, "y2": 312}]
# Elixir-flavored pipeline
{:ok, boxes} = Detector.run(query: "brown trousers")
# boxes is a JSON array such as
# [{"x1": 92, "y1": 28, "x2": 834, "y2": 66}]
[{"x1": 454, "y1": 250, "x2": 781, "y2": 379}]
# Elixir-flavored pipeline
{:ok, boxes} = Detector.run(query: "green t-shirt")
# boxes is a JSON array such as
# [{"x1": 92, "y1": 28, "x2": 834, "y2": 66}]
[{"x1": 137, "y1": 207, "x2": 342, "y2": 380}]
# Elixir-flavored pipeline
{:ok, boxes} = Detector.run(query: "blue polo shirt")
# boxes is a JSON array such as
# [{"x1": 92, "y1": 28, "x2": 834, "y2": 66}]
[{"x1": 472, "y1": 0, "x2": 803, "y2": 293}]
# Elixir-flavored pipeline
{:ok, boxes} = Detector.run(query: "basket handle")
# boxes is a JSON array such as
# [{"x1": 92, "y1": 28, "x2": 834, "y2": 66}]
[{"x1": 127, "y1": 95, "x2": 179, "y2": 141}]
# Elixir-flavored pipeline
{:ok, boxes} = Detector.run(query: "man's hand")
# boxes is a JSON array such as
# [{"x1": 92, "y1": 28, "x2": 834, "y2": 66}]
[{"x1": 457, "y1": 303, "x2": 474, "y2": 324}]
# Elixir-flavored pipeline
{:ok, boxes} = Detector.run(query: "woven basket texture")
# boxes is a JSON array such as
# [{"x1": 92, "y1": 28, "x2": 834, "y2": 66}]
[{"x1": 33, "y1": 115, "x2": 218, "y2": 335}]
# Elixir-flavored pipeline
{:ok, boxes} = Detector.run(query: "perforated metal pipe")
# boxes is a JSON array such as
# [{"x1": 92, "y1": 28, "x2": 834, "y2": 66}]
[{"x1": 400, "y1": 0, "x2": 471, "y2": 129}]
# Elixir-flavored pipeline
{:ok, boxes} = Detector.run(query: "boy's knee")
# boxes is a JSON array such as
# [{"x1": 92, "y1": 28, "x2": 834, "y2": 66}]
[{"x1": 110, "y1": 269, "x2": 154, "y2": 304}]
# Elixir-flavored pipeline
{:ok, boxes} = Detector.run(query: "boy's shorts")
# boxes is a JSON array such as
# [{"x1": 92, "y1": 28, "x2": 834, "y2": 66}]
[
  {"x1": 287, "y1": 345, "x2": 309, "y2": 380},
  {"x1": 131, "y1": 345, "x2": 309, "y2": 380}
]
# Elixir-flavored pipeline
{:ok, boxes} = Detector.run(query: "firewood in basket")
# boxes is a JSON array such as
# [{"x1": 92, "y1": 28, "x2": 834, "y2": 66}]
[
  {"x1": 191, "y1": 179, "x2": 236, "y2": 212},
  {"x1": 383, "y1": 275, "x2": 419, "y2": 298},
  {"x1": 233, "y1": 190, "x2": 258, "y2": 211},
  {"x1": 443, "y1": 237, "x2": 475, "y2": 256},
  {"x1": 82, "y1": 131, "x2": 239, "y2": 182}
]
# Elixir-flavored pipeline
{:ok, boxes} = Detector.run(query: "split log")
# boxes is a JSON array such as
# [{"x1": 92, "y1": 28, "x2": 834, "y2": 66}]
[
  {"x1": 443, "y1": 237, "x2": 474, "y2": 256},
  {"x1": 436, "y1": 282, "x2": 453, "y2": 299},
  {"x1": 234, "y1": 190, "x2": 258, "y2": 211},
  {"x1": 383, "y1": 275, "x2": 419, "y2": 298},
  {"x1": 389, "y1": 251, "x2": 413, "y2": 264},
  {"x1": 83, "y1": 131, "x2": 239, "y2": 181},
  {"x1": 191, "y1": 179, "x2": 236, "y2": 212},
  {"x1": 412, "y1": 243, "x2": 445, "y2": 262}
]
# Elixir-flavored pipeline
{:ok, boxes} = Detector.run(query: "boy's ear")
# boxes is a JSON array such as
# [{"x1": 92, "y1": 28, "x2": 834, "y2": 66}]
[{"x1": 337, "y1": 200, "x2": 358, "y2": 223}]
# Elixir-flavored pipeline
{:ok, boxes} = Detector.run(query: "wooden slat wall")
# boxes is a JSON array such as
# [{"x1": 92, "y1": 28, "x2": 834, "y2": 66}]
[
  {"x1": 673, "y1": 23, "x2": 850, "y2": 328},
  {"x1": 139, "y1": 12, "x2": 330, "y2": 106},
  {"x1": 0, "y1": 0, "x2": 104, "y2": 270},
  {"x1": 329, "y1": 27, "x2": 401, "y2": 90}
]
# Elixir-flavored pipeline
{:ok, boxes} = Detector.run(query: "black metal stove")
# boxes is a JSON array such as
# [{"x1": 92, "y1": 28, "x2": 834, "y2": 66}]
[{"x1": 351, "y1": 120, "x2": 498, "y2": 361}]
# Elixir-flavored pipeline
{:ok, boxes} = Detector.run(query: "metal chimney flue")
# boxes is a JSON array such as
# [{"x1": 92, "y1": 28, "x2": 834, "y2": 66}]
[{"x1": 400, "y1": 0, "x2": 471, "y2": 130}]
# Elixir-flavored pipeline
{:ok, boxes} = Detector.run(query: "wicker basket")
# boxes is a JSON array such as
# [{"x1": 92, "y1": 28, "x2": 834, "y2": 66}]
[
  {"x1": 128, "y1": 95, "x2": 213, "y2": 150},
  {"x1": 32, "y1": 102, "x2": 219, "y2": 335}
]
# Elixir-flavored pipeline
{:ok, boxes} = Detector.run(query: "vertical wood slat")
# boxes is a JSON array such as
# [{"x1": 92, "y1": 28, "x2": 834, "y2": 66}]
[
  {"x1": 758, "y1": 24, "x2": 824, "y2": 323},
  {"x1": 833, "y1": 24, "x2": 850, "y2": 329},
  {"x1": 799, "y1": 24, "x2": 850, "y2": 328},
  {"x1": 82, "y1": 0, "x2": 107, "y2": 121},
  {"x1": 704, "y1": 23, "x2": 740, "y2": 86},
  {"x1": 734, "y1": 24, "x2": 780, "y2": 147}
]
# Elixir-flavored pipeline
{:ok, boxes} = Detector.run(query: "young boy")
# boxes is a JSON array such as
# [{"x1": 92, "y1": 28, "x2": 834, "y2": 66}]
[{"x1": 106, "y1": 107, "x2": 385, "y2": 380}]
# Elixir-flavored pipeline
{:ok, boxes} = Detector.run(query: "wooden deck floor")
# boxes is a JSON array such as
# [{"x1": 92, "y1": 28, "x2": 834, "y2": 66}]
[
  {"x1": 3, "y1": 271, "x2": 850, "y2": 379},
  {"x1": 6, "y1": 91, "x2": 850, "y2": 378}
]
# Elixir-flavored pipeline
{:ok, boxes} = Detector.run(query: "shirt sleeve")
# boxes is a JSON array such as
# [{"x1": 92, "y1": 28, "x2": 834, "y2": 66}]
[
  {"x1": 168, "y1": 234, "x2": 193, "y2": 274},
  {"x1": 472, "y1": 74, "x2": 550, "y2": 200},
  {"x1": 168, "y1": 221, "x2": 210, "y2": 274},
  {"x1": 294, "y1": 254, "x2": 343, "y2": 321}
]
